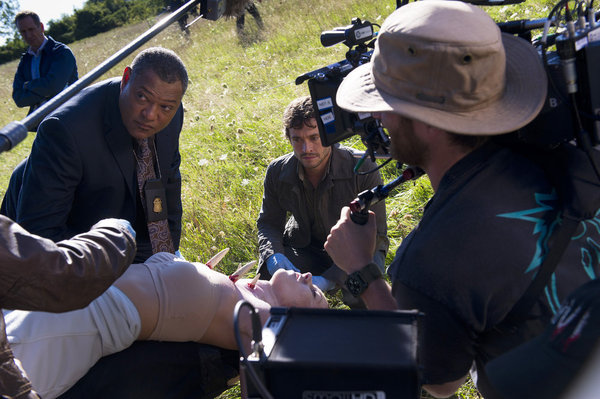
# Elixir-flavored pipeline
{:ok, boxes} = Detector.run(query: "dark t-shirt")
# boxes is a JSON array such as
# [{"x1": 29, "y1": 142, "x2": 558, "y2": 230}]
[{"x1": 388, "y1": 142, "x2": 599, "y2": 396}]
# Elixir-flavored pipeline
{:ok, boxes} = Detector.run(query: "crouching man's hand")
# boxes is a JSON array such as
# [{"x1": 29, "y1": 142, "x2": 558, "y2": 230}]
[{"x1": 266, "y1": 252, "x2": 300, "y2": 275}]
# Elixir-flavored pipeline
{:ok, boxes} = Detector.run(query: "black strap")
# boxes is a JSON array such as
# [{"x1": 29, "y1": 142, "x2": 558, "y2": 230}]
[
  {"x1": 494, "y1": 141, "x2": 590, "y2": 326},
  {"x1": 501, "y1": 215, "x2": 580, "y2": 326}
]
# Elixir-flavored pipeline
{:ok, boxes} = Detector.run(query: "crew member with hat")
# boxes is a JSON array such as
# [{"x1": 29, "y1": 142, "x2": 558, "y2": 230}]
[{"x1": 324, "y1": 1, "x2": 600, "y2": 397}]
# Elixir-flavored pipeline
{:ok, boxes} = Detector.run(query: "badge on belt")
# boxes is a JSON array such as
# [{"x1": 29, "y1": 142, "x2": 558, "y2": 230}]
[{"x1": 144, "y1": 178, "x2": 168, "y2": 222}]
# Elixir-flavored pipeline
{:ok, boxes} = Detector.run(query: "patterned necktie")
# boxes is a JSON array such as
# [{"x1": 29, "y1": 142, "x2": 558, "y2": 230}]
[{"x1": 135, "y1": 138, "x2": 175, "y2": 254}]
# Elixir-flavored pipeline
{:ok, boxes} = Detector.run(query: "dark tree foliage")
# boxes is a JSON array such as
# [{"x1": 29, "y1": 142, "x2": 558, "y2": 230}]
[
  {"x1": 46, "y1": 16, "x2": 76, "y2": 44},
  {"x1": 73, "y1": 0, "x2": 165, "y2": 40},
  {"x1": 0, "y1": 0, "x2": 166, "y2": 64},
  {"x1": 0, "y1": 34, "x2": 23, "y2": 64},
  {"x1": 73, "y1": 2, "x2": 112, "y2": 40}
]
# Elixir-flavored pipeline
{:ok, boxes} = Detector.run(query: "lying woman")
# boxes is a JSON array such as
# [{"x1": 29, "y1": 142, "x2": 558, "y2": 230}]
[{"x1": 4, "y1": 251, "x2": 328, "y2": 399}]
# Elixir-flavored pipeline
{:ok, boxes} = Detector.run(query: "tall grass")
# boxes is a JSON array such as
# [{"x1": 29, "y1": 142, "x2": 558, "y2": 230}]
[{"x1": 0, "y1": 0, "x2": 555, "y2": 397}]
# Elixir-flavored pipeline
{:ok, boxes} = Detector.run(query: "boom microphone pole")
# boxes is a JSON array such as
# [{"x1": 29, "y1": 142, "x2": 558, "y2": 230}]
[{"x1": 0, "y1": 0, "x2": 204, "y2": 154}]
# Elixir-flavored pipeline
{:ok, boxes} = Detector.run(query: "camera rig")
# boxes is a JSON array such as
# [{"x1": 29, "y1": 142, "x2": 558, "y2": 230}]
[
  {"x1": 295, "y1": 17, "x2": 388, "y2": 161},
  {"x1": 499, "y1": 4, "x2": 600, "y2": 150},
  {"x1": 295, "y1": 0, "x2": 600, "y2": 218},
  {"x1": 298, "y1": 0, "x2": 600, "y2": 155}
]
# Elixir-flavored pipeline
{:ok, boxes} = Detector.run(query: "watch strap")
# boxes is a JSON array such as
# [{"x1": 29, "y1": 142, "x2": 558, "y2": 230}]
[
  {"x1": 358, "y1": 262, "x2": 383, "y2": 284},
  {"x1": 345, "y1": 262, "x2": 383, "y2": 297}
]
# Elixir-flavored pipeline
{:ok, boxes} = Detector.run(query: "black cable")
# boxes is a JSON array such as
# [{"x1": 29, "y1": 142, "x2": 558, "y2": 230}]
[
  {"x1": 233, "y1": 300, "x2": 274, "y2": 399},
  {"x1": 568, "y1": 93, "x2": 600, "y2": 181},
  {"x1": 541, "y1": 0, "x2": 568, "y2": 104},
  {"x1": 354, "y1": 156, "x2": 393, "y2": 175}
]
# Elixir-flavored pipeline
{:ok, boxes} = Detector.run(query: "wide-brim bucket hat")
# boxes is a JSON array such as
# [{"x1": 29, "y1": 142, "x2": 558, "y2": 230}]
[{"x1": 336, "y1": 0, "x2": 548, "y2": 135}]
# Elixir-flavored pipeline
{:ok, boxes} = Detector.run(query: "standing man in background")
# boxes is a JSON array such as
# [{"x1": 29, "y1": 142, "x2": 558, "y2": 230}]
[
  {"x1": 12, "y1": 10, "x2": 77, "y2": 130},
  {"x1": 257, "y1": 96, "x2": 389, "y2": 308}
]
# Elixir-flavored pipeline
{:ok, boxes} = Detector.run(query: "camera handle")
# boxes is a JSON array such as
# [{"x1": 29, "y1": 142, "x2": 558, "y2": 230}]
[{"x1": 349, "y1": 166, "x2": 424, "y2": 225}]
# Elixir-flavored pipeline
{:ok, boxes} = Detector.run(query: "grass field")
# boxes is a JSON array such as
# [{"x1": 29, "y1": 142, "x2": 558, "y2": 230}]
[{"x1": 0, "y1": 0, "x2": 558, "y2": 397}]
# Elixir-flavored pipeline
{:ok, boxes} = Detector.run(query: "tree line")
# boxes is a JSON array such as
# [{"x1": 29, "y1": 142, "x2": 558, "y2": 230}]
[{"x1": 0, "y1": 0, "x2": 170, "y2": 64}]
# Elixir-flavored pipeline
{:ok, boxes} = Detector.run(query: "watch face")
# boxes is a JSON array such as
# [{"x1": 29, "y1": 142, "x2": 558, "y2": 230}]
[{"x1": 346, "y1": 275, "x2": 366, "y2": 297}]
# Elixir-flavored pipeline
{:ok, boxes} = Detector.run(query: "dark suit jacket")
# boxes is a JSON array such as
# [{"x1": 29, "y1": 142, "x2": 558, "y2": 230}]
[
  {"x1": 11, "y1": 77, "x2": 183, "y2": 263},
  {"x1": 12, "y1": 36, "x2": 78, "y2": 117}
]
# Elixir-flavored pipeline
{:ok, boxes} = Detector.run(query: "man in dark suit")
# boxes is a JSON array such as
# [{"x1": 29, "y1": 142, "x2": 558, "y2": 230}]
[
  {"x1": 12, "y1": 11, "x2": 78, "y2": 131},
  {"x1": 4, "y1": 46, "x2": 184, "y2": 263}
]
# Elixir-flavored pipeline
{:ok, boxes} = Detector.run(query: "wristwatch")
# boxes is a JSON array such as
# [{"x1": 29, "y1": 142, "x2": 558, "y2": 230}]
[{"x1": 344, "y1": 262, "x2": 383, "y2": 297}]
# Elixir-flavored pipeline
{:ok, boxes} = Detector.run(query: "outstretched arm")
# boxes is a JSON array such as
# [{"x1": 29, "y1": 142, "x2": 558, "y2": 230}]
[{"x1": 0, "y1": 216, "x2": 136, "y2": 312}]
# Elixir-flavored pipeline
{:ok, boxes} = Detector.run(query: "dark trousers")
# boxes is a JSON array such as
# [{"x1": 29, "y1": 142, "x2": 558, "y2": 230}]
[
  {"x1": 57, "y1": 341, "x2": 239, "y2": 399},
  {"x1": 285, "y1": 242, "x2": 333, "y2": 276},
  {"x1": 236, "y1": 2, "x2": 263, "y2": 31}
]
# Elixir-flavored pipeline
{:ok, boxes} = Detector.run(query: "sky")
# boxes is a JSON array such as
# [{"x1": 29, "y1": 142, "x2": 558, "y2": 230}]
[{"x1": 18, "y1": 0, "x2": 87, "y2": 24}]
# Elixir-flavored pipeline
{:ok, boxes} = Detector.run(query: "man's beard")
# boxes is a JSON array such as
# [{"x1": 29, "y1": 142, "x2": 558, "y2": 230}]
[{"x1": 388, "y1": 121, "x2": 428, "y2": 168}]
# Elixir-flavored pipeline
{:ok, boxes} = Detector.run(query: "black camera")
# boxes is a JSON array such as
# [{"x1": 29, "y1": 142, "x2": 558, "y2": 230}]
[
  {"x1": 496, "y1": 8, "x2": 600, "y2": 148},
  {"x1": 240, "y1": 307, "x2": 421, "y2": 399},
  {"x1": 295, "y1": 18, "x2": 390, "y2": 160},
  {"x1": 199, "y1": 0, "x2": 228, "y2": 21}
]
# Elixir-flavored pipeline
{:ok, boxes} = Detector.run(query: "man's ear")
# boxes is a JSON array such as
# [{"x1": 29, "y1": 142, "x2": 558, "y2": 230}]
[
  {"x1": 121, "y1": 67, "x2": 132, "y2": 90},
  {"x1": 40, "y1": 22, "x2": 45, "y2": 33}
]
